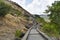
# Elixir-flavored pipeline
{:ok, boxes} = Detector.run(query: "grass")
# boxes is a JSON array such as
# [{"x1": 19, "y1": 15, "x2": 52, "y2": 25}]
[
  {"x1": 35, "y1": 16, "x2": 60, "y2": 37},
  {"x1": 0, "y1": 0, "x2": 12, "y2": 17},
  {"x1": 0, "y1": 0, "x2": 22, "y2": 17},
  {"x1": 41, "y1": 23, "x2": 59, "y2": 37},
  {"x1": 10, "y1": 9, "x2": 22, "y2": 16},
  {"x1": 15, "y1": 30, "x2": 25, "y2": 38}
]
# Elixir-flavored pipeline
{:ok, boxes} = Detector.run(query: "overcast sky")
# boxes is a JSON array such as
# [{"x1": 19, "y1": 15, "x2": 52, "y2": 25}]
[{"x1": 11, "y1": 0, "x2": 57, "y2": 15}]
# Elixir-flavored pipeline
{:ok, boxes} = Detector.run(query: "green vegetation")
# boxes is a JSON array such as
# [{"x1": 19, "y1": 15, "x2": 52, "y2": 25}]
[
  {"x1": 15, "y1": 30, "x2": 24, "y2": 38},
  {"x1": 45, "y1": 1, "x2": 60, "y2": 36},
  {"x1": 45, "y1": 1, "x2": 60, "y2": 26},
  {"x1": 10, "y1": 9, "x2": 22, "y2": 16},
  {"x1": 0, "y1": 0, "x2": 24, "y2": 38},
  {"x1": 0, "y1": 0, "x2": 22, "y2": 17},
  {"x1": 35, "y1": 1, "x2": 60, "y2": 38},
  {"x1": 42, "y1": 23, "x2": 59, "y2": 37},
  {"x1": 0, "y1": 0, "x2": 11, "y2": 17},
  {"x1": 35, "y1": 15, "x2": 59, "y2": 37}
]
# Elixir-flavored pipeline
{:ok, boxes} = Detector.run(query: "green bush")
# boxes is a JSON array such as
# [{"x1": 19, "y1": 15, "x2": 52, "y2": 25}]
[
  {"x1": 42, "y1": 23, "x2": 59, "y2": 37},
  {"x1": 15, "y1": 30, "x2": 24, "y2": 38},
  {"x1": 0, "y1": 1, "x2": 11, "y2": 17},
  {"x1": 15, "y1": 30, "x2": 22, "y2": 38}
]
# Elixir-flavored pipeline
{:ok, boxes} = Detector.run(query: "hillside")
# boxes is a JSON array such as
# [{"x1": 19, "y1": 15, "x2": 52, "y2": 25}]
[{"x1": 0, "y1": 0, "x2": 34, "y2": 40}]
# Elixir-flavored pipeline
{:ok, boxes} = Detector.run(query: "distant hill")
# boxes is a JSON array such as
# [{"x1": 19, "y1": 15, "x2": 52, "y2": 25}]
[{"x1": 40, "y1": 15, "x2": 50, "y2": 22}]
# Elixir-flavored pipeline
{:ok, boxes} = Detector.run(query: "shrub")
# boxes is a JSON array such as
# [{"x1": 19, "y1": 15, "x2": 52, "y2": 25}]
[
  {"x1": 0, "y1": 1, "x2": 11, "y2": 17},
  {"x1": 15, "y1": 30, "x2": 25, "y2": 38},
  {"x1": 42, "y1": 23, "x2": 59, "y2": 36},
  {"x1": 14, "y1": 10, "x2": 22, "y2": 16},
  {"x1": 10, "y1": 9, "x2": 22, "y2": 16}
]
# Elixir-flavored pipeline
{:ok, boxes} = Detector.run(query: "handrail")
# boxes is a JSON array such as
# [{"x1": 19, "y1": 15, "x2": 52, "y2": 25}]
[
  {"x1": 37, "y1": 28, "x2": 53, "y2": 40},
  {"x1": 21, "y1": 27, "x2": 32, "y2": 40},
  {"x1": 21, "y1": 26, "x2": 53, "y2": 40}
]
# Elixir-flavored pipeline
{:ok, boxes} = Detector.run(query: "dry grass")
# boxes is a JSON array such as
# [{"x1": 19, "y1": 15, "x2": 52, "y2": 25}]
[{"x1": 0, "y1": 14, "x2": 28, "y2": 40}]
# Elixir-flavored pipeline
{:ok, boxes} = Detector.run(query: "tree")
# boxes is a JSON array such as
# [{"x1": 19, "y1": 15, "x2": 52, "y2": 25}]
[
  {"x1": 45, "y1": 1, "x2": 60, "y2": 25},
  {"x1": 45, "y1": 1, "x2": 60, "y2": 32}
]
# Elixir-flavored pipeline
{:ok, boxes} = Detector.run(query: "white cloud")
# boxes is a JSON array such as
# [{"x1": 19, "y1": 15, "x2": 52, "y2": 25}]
[
  {"x1": 11, "y1": 0, "x2": 56, "y2": 15},
  {"x1": 26, "y1": 0, "x2": 56, "y2": 15},
  {"x1": 11, "y1": 0, "x2": 26, "y2": 7}
]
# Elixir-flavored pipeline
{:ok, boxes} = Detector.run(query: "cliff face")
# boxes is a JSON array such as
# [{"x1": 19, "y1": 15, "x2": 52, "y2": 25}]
[{"x1": 0, "y1": 0, "x2": 34, "y2": 40}]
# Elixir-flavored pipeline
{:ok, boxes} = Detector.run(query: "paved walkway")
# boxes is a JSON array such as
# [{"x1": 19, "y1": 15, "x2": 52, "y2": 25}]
[{"x1": 27, "y1": 28, "x2": 46, "y2": 40}]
